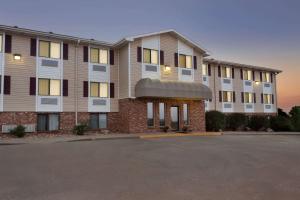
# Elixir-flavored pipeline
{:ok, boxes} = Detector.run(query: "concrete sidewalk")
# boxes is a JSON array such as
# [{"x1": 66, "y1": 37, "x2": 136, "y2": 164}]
[
  {"x1": 1, "y1": 131, "x2": 299, "y2": 145},
  {"x1": 0, "y1": 132, "x2": 222, "y2": 145}
]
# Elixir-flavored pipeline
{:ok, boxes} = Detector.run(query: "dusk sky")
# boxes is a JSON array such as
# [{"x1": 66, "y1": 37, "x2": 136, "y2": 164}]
[{"x1": 1, "y1": 0, "x2": 299, "y2": 111}]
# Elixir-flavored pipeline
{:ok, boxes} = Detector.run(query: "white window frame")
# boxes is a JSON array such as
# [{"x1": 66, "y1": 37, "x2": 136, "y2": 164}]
[{"x1": 39, "y1": 40, "x2": 61, "y2": 59}]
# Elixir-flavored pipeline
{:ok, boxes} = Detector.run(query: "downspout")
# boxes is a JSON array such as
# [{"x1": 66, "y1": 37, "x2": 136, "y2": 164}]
[
  {"x1": 214, "y1": 63, "x2": 217, "y2": 110},
  {"x1": 274, "y1": 73, "x2": 278, "y2": 115},
  {"x1": 75, "y1": 39, "x2": 80, "y2": 125}
]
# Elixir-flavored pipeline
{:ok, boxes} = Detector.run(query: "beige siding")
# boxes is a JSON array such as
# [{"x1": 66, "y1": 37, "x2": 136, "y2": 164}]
[
  {"x1": 160, "y1": 33, "x2": 178, "y2": 81},
  {"x1": 253, "y1": 71, "x2": 264, "y2": 112},
  {"x1": 76, "y1": 45, "x2": 88, "y2": 112},
  {"x1": 233, "y1": 68, "x2": 244, "y2": 113},
  {"x1": 4, "y1": 34, "x2": 36, "y2": 111},
  {"x1": 130, "y1": 39, "x2": 142, "y2": 97},
  {"x1": 110, "y1": 49, "x2": 119, "y2": 112},
  {"x1": 63, "y1": 43, "x2": 76, "y2": 111},
  {"x1": 193, "y1": 50, "x2": 203, "y2": 83},
  {"x1": 118, "y1": 44, "x2": 129, "y2": 99}
]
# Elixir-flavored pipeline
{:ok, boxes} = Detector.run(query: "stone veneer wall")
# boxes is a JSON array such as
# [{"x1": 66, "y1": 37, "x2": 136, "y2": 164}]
[{"x1": 118, "y1": 98, "x2": 206, "y2": 133}]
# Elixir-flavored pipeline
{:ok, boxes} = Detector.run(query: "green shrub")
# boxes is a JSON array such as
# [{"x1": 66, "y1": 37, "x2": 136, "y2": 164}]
[
  {"x1": 248, "y1": 115, "x2": 270, "y2": 131},
  {"x1": 10, "y1": 125, "x2": 26, "y2": 138},
  {"x1": 161, "y1": 126, "x2": 169, "y2": 133},
  {"x1": 226, "y1": 113, "x2": 248, "y2": 131},
  {"x1": 270, "y1": 116, "x2": 293, "y2": 132},
  {"x1": 206, "y1": 111, "x2": 226, "y2": 131},
  {"x1": 182, "y1": 126, "x2": 189, "y2": 133},
  {"x1": 73, "y1": 124, "x2": 88, "y2": 135},
  {"x1": 290, "y1": 106, "x2": 300, "y2": 131}
]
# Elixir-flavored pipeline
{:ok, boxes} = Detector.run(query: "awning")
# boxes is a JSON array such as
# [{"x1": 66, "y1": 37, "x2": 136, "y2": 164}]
[{"x1": 135, "y1": 78, "x2": 212, "y2": 99}]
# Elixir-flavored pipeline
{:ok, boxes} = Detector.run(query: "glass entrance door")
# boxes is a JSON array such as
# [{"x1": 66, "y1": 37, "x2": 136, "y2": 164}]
[{"x1": 170, "y1": 106, "x2": 179, "y2": 130}]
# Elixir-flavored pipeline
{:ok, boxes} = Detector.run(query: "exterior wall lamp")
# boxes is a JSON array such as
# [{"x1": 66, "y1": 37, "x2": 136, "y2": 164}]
[
  {"x1": 255, "y1": 81, "x2": 260, "y2": 85},
  {"x1": 163, "y1": 65, "x2": 171, "y2": 74},
  {"x1": 13, "y1": 54, "x2": 21, "y2": 60}
]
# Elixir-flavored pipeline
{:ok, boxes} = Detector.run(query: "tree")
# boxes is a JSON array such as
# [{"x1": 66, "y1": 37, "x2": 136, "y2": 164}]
[
  {"x1": 289, "y1": 106, "x2": 300, "y2": 131},
  {"x1": 278, "y1": 108, "x2": 289, "y2": 118}
]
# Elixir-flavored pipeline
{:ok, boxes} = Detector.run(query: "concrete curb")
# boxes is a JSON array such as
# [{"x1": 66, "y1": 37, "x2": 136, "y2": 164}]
[{"x1": 139, "y1": 132, "x2": 222, "y2": 139}]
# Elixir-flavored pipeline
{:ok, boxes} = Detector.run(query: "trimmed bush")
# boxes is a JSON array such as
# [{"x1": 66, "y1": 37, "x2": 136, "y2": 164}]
[
  {"x1": 161, "y1": 126, "x2": 169, "y2": 133},
  {"x1": 248, "y1": 115, "x2": 270, "y2": 131},
  {"x1": 10, "y1": 125, "x2": 26, "y2": 138},
  {"x1": 73, "y1": 124, "x2": 88, "y2": 135},
  {"x1": 206, "y1": 111, "x2": 226, "y2": 131},
  {"x1": 270, "y1": 116, "x2": 293, "y2": 132},
  {"x1": 290, "y1": 106, "x2": 300, "y2": 131},
  {"x1": 226, "y1": 113, "x2": 247, "y2": 131}
]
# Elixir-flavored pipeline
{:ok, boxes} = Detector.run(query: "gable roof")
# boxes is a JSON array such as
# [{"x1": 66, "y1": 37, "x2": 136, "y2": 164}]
[{"x1": 113, "y1": 29, "x2": 209, "y2": 56}]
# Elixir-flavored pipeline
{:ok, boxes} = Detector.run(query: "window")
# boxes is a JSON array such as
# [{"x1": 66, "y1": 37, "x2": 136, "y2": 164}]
[
  {"x1": 39, "y1": 41, "x2": 60, "y2": 59},
  {"x1": 262, "y1": 72, "x2": 271, "y2": 82},
  {"x1": 90, "y1": 48, "x2": 108, "y2": 64},
  {"x1": 264, "y1": 94, "x2": 272, "y2": 104},
  {"x1": 222, "y1": 67, "x2": 231, "y2": 78},
  {"x1": 244, "y1": 92, "x2": 253, "y2": 103},
  {"x1": 143, "y1": 48, "x2": 158, "y2": 64},
  {"x1": 202, "y1": 64, "x2": 208, "y2": 76},
  {"x1": 147, "y1": 102, "x2": 154, "y2": 127},
  {"x1": 183, "y1": 104, "x2": 189, "y2": 125},
  {"x1": 90, "y1": 82, "x2": 108, "y2": 97},
  {"x1": 37, "y1": 114, "x2": 59, "y2": 131},
  {"x1": 0, "y1": 34, "x2": 2, "y2": 52},
  {"x1": 89, "y1": 113, "x2": 107, "y2": 129},
  {"x1": 223, "y1": 91, "x2": 233, "y2": 102},
  {"x1": 179, "y1": 54, "x2": 192, "y2": 68},
  {"x1": 243, "y1": 70, "x2": 252, "y2": 80},
  {"x1": 159, "y1": 103, "x2": 165, "y2": 127},
  {"x1": 38, "y1": 79, "x2": 61, "y2": 96}
]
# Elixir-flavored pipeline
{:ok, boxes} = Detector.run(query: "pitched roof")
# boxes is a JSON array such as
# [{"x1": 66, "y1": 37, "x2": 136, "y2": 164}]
[
  {"x1": 114, "y1": 29, "x2": 209, "y2": 55},
  {"x1": 203, "y1": 58, "x2": 282, "y2": 73}
]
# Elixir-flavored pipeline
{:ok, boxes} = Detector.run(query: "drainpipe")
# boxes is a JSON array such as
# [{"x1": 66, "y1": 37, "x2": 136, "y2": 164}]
[
  {"x1": 75, "y1": 39, "x2": 80, "y2": 125},
  {"x1": 214, "y1": 63, "x2": 217, "y2": 110}
]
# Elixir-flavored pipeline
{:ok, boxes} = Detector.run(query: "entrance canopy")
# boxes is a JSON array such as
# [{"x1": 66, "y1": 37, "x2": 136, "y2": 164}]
[{"x1": 135, "y1": 78, "x2": 212, "y2": 99}]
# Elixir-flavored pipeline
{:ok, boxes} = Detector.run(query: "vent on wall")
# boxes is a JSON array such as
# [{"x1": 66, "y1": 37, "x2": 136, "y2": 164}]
[
  {"x1": 244, "y1": 81, "x2": 252, "y2": 86},
  {"x1": 145, "y1": 65, "x2": 158, "y2": 72},
  {"x1": 223, "y1": 79, "x2": 231, "y2": 84},
  {"x1": 265, "y1": 105, "x2": 272, "y2": 109},
  {"x1": 224, "y1": 103, "x2": 232, "y2": 108},
  {"x1": 41, "y1": 98, "x2": 58, "y2": 105},
  {"x1": 264, "y1": 83, "x2": 271, "y2": 88},
  {"x1": 93, "y1": 65, "x2": 106, "y2": 72},
  {"x1": 41, "y1": 59, "x2": 59, "y2": 67},
  {"x1": 246, "y1": 104, "x2": 253, "y2": 109},
  {"x1": 181, "y1": 69, "x2": 192, "y2": 76},
  {"x1": 93, "y1": 99, "x2": 107, "y2": 106}
]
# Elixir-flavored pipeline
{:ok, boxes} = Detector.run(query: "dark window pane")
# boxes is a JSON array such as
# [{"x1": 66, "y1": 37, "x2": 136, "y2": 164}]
[
  {"x1": 89, "y1": 114, "x2": 99, "y2": 129},
  {"x1": 37, "y1": 114, "x2": 47, "y2": 131}
]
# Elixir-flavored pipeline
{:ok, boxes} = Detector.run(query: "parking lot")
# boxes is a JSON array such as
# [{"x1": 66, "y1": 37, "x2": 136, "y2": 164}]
[{"x1": 1, "y1": 135, "x2": 300, "y2": 200}]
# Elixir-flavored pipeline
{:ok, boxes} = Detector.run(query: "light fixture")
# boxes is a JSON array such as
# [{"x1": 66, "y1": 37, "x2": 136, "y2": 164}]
[
  {"x1": 255, "y1": 81, "x2": 260, "y2": 85},
  {"x1": 13, "y1": 54, "x2": 21, "y2": 60},
  {"x1": 164, "y1": 65, "x2": 171, "y2": 74}
]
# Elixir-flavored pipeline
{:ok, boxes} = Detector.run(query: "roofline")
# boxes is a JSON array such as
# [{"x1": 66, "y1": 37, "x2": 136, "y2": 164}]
[
  {"x1": 113, "y1": 29, "x2": 209, "y2": 56},
  {"x1": 0, "y1": 25, "x2": 113, "y2": 47},
  {"x1": 203, "y1": 58, "x2": 282, "y2": 73}
]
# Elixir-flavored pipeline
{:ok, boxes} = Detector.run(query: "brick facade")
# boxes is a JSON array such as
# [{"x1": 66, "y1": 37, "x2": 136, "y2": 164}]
[
  {"x1": 118, "y1": 98, "x2": 206, "y2": 133},
  {"x1": 0, "y1": 112, "x2": 37, "y2": 126}
]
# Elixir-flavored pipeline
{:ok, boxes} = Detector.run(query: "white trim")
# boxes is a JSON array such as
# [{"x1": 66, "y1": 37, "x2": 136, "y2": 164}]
[
  {"x1": 0, "y1": 32, "x2": 5, "y2": 112},
  {"x1": 60, "y1": 41, "x2": 63, "y2": 112},
  {"x1": 35, "y1": 37, "x2": 39, "y2": 112},
  {"x1": 128, "y1": 42, "x2": 131, "y2": 98},
  {"x1": 122, "y1": 29, "x2": 208, "y2": 54}
]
